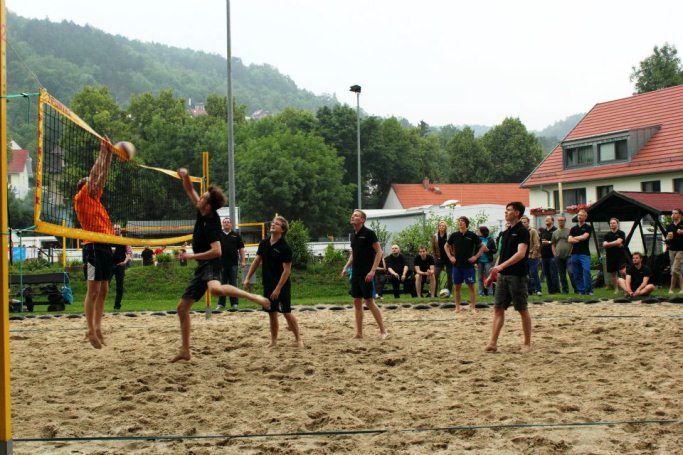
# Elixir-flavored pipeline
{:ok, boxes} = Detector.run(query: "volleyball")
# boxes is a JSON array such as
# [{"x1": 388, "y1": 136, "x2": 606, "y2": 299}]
[
  {"x1": 115, "y1": 141, "x2": 136, "y2": 161},
  {"x1": 439, "y1": 288, "x2": 450, "y2": 298}
]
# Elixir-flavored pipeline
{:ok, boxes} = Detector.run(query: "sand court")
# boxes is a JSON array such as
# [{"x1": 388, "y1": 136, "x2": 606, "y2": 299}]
[{"x1": 7, "y1": 301, "x2": 683, "y2": 454}]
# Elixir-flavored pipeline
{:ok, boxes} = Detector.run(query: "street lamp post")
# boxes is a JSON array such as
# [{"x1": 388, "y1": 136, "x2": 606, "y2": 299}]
[{"x1": 350, "y1": 84, "x2": 361, "y2": 209}]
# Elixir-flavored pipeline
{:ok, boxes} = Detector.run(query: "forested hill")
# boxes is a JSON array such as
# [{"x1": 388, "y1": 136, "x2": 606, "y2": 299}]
[{"x1": 6, "y1": 11, "x2": 338, "y2": 113}]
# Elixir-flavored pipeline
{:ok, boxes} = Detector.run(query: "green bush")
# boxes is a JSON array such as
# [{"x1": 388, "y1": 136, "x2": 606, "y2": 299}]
[
  {"x1": 288, "y1": 220, "x2": 311, "y2": 269},
  {"x1": 156, "y1": 253, "x2": 173, "y2": 263},
  {"x1": 323, "y1": 243, "x2": 346, "y2": 265}
]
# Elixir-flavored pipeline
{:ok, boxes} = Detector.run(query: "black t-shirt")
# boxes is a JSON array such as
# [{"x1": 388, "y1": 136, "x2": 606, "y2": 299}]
[
  {"x1": 539, "y1": 227, "x2": 556, "y2": 259},
  {"x1": 413, "y1": 254, "x2": 435, "y2": 273},
  {"x1": 436, "y1": 233, "x2": 448, "y2": 265},
  {"x1": 141, "y1": 248, "x2": 154, "y2": 265},
  {"x1": 385, "y1": 253, "x2": 407, "y2": 275},
  {"x1": 569, "y1": 223, "x2": 592, "y2": 256},
  {"x1": 666, "y1": 221, "x2": 683, "y2": 251},
  {"x1": 499, "y1": 221, "x2": 530, "y2": 276},
  {"x1": 220, "y1": 230, "x2": 245, "y2": 267},
  {"x1": 627, "y1": 264, "x2": 650, "y2": 289},
  {"x1": 192, "y1": 210, "x2": 222, "y2": 266},
  {"x1": 603, "y1": 230, "x2": 626, "y2": 260},
  {"x1": 351, "y1": 225, "x2": 379, "y2": 276},
  {"x1": 256, "y1": 237, "x2": 292, "y2": 292},
  {"x1": 447, "y1": 231, "x2": 482, "y2": 269}
]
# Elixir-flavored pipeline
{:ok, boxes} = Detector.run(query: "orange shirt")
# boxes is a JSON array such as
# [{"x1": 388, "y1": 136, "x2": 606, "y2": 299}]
[{"x1": 74, "y1": 184, "x2": 113, "y2": 236}]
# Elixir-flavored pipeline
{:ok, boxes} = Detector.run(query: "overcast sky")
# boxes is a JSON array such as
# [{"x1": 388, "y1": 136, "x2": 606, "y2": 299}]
[{"x1": 7, "y1": 0, "x2": 683, "y2": 130}]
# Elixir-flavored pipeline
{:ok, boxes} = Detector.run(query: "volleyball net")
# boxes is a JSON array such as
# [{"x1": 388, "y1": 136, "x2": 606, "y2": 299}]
[{"x1": 34, "y1": 89, "x2": 203, "y2": 246}]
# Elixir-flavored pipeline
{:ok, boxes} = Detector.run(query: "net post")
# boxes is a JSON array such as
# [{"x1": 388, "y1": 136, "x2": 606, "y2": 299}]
[
  {"x1": 0, "y1": 0, "x2": 15, "y2": 451},
  {"x1": 202, "y1": 152, "x2": 212, "y2": 312},
  {"x1": 62, "y1": 219, "x2": 67, "y2": 268}
]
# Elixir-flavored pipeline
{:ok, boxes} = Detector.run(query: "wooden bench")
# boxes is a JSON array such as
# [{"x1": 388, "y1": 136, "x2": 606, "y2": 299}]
[{"x1": 9, "y1": 272, "x2": 69, "y2": 312}]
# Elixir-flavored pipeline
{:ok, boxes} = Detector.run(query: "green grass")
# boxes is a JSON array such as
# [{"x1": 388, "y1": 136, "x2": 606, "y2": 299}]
[{"x1": 8, "y1": 261, "x2": 673, "y2": 315}]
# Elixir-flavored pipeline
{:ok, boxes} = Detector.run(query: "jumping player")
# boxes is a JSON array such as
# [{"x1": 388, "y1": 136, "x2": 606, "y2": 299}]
[{"x1": 170, "y1": 168, "x2": 270, "y2": 362}]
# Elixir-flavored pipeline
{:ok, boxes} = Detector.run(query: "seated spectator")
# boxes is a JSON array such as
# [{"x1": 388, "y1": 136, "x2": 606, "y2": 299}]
[
  {"x1": 374, "y1": 256, "x2": 387, "y2": 300},
  {"x1": 617, "y1": 252, "x2": 655, "y2": 298},
  {"x1": 383, "y1": 244, "x2": 415, "y2": 298},
  {"x1": 141, "y1": 246, "x2": 154, "y2": 266},
  {"x1": 414, "y1": 246, "x2": 436, "y2": 298}
]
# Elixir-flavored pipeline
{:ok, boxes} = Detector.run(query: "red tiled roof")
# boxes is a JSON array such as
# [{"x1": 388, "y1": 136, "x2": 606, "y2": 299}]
[
  {"x1": 523, "y1": 85, "x2": 683, "y2": 187},
  {"x1": 8, "y1": 149, "x2": 29, "y2": 173},
  {"x1": 586, "y1": 191, "x2": 683, "y2": 222},
  {"x1": 616, "y1": 191, "x2": 683, "y2": 212},
  {"x1": 390, "y1": 183, "x2": 529, "y2": 208}
]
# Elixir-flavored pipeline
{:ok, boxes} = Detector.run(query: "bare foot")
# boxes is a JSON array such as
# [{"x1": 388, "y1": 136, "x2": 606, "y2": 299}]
[
  {"x1": 294, "y1": 339, "x2": 304, "y2": 348},
  {"x1": 470, "y1": 306, "x2": 477, "y2": 314},
  {"x1": 521, "y1": 344, "x2": 532, "y2": 352},
  {"x1": 96, "y1": 329, "x2": 106, "y2": 346},
  {"x1": 353, "y1": 333, "x2": 363, "y2": 339},
  {"x1": 454, "y1": 305, "x2": 461, "y2": 313},
  {"x1": 484, "y1": 344, "x2": 497, "y2": 353},
  {"x1": 170, "y1": 350, "x2": 191, "y2": 363},
  {"x1": 268, "y1": 341, "x2": 278, "y2": 348},
  {"x1": 88, "y1": 334, "x2": 102, "y2": 349},
  {"x1": 380, "y1": 331, "x2": 389, "y2": 340},
  {"x1": 257, "y1": 296, "x2": 271, "y2": 310},
  {"x1": 669, "y1": 289, "x2": 675, "y2": 295}
]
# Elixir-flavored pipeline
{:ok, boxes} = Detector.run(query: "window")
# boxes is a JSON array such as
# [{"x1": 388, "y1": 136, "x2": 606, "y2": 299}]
[
  {"x1": 554, "y1": 188, "x2": 587, "y2": 208},
  {"x1": 565, "y1": 145, "x2": 593, "y2": 167},
  {"x1": 596, "y1": 185, "x2": 613, "y2": 199},
  {"x1": 598, "y1": 140, "x2": 628, "y2": 162},
  {"x1": 641, "y1": 181, "x2": 661, "y2": 192},
  {"x1": 674, "y1": 178, "x2": 683, "y2": 194}
]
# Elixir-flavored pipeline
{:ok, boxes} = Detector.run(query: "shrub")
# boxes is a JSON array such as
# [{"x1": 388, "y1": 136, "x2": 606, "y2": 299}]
[
  {"x1": 288, "y1": 220, "x2": 311, "y2": 269},
  {"x1": 323, "y1": 243, "x2": 346, "y2": 265}
]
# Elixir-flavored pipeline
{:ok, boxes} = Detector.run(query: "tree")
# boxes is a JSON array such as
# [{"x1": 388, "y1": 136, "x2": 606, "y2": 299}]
[
  {"x1": 445, "y1": 126, "x2": 491, "y2": 183},
  {"x1": 481, "y1": 118, "x2": 543, "y2": 183},
  {"x1": 630, "y1": 43, "x2": 683, "y2": 94},
  {"x1": 287, "y1": 220, "x2": 311, "y2": 269}
]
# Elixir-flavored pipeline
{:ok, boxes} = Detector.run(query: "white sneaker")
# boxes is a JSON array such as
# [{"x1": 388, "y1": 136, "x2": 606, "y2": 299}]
[{"x1": 215, "y1": 305, "x2": 225, "y2": 310}]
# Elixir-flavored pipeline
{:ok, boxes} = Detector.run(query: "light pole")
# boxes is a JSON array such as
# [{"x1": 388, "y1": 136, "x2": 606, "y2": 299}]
[
  {"x1": 350, "y1": 84, "x2": 361, "y2": 209},
  {"x1": 226, "y1": 0, "x2": 236, "y2": 226}
]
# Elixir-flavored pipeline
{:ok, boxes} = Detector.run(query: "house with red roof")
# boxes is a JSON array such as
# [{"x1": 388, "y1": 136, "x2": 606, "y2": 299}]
[
  {"x1": 522, "y1": 85, "x2": 683, "y2": 212},
  {"x1": 8, "y1": 147, "x2": 32, "y2": 199},
  {"x1": 383, "y1": 179, "x2": 529, "y2": 209}
]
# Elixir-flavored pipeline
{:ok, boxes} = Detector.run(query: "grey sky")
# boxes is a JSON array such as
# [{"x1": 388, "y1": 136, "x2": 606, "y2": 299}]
[{"x1": 7, "y1": 0, "x2": 683, "y2": 130}]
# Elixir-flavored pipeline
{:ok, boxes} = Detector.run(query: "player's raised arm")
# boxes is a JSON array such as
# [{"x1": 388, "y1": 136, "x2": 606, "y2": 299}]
[
  {"x1": 89, "y1": 136, "x2": 113, "y2": 196},
  {"x1": 177, "y1": 168, "x2": 199, "y2": 205}
]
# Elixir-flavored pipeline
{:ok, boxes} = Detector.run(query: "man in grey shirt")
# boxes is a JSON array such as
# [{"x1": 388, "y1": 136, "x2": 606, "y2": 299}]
[{"x1": 551, "y1": 215, "x2": 575, "y2": 294}]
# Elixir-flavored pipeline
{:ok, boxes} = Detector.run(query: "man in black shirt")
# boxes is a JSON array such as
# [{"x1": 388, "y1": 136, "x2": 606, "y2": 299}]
[
  {"x1": 486, "y1": 202, "x2": 532, "y2": 353},
  {"x1": 539, "y1": 216, "x2": 560, "y2": 294},
  {"x1": 568, "y1": 209, "x2": 593, "y2": 295},
  {"x1": 244, "y1": 216, "x2": 302, "y2": 347},
  {"x1": 617, "y1": 252, "x2": 655, "y2": 298},
  {"x1": 384, "y1": 244, "x2": 413, "y2": 298},
  {"x1": 110, "y1": 224, "x2": 132, "y2": 310},
  {"x1": 217, "y1": 217, "x2": 246, "y2": 310},
  {"x1": 603, "y1": 217, "x2": 627, "y2": 292},
  {"x1": 446, "y1": 216, "x2": 486, "y2": 312},
  {"x1": 341, "y1": 209, "x2": 387, "y2": 339},
  {"x1": 665, "y1": 208, "x2": 683, "y2": 295},
  {"x1": 171, "y1": 168, "x2": 270, "y2": 363},
  {"x1": 414, "y1": 246, "x2": 436, "y2": 298},
  {"x1": 141, "y1": 246, "x2": 154, "y2": 266}
]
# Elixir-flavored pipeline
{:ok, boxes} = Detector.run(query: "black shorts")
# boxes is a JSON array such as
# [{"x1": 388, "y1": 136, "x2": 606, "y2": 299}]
[
  {"x1": 264, "y1": 287, "x2": 292, "y2": 314},
  {"x1": 350, "y1": 273, "x2": 374, "y2": 299},
  {"x1": 606, "y1": 254, "x2": 627, "y2": 273},
  {"x1": 182, "y1": 261, "x2": 222, "y2": 302},
  {"x1": 494, "y1": 274, "x2": 529, "y2": 311},
  {"x1": 83, "y1": 243, "x2": 114, "y2": 281}
]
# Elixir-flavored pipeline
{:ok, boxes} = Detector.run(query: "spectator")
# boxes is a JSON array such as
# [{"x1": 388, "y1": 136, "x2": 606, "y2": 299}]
[
  {"x1": 431, "y1": 220, "x2": 452, "y2": 294},
  {"x1": 568, "y1": 209, "x2": 593, "y2": 295},
  {"x1": 217, "y1": 217, "x2": 246, "y2": 310},
  {"x1": 618, "y1": 252, "x2": 655, "y2": 298},
  {"x1": 603, "y1": 217, "x2": 627, "y2": 293},
  {"x1": 374, "y1": 256, "x2": 388, "y2": 300},
  {"x1": 141, "y1": 246, "x2": 154, "y2": 266},
  {"x1": 521, "y1": 216, "x2": 542, "y2": 296},
  {"x1": 414, "y1": 246, "x2": 436, "y2": 298},
  {"x1": 446, "y1": 216, "x2": 487, "y2": 312},
  {"x1": 539, "y1": 216, "x2": 560, "y2": 294},
  {"x1": 110, "y1": 224, "x2": 132, "y2": 311},
  {"x1": 665, "y1": 208, "x2": 683, "y2": 295},
  {"x1": 551, "y1": 215, "x2": 575, "y2": 294},
  {"x1": 477, "y1": 226, "x2": 496, "y2": 296},
  {"x1": 384, "y1": 244, "x2": 414, "y2": 298}
]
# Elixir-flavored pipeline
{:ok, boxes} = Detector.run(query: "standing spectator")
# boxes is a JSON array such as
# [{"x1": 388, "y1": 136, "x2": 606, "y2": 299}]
[
  {"x1": 539, "y1": 216, "x2": 560, "y2": 294},
  {"x1": 552, "y1": 215, "x2": 575, "y2": 294},
  {"x1": 486, "y1": 201, "x2": 532, "y2": 352},
  {"x1": 141, "y1": 246, "x2": 154, "y2": 266},
  {"x1": 384, "y1": 245, "x2": 413, "y2": 298},
  {"x1": 243, "y1": 215, "x2": 303, "y2": 348},
  {"x1": 569, "y1": 209, "x2": 593, "y2": 295},
  {"x1": 414, "y1": 246, "x2": 436, "y2": 298},
  {"x1": 618, "y1": 252, "x2": 655, "y2": 298},
  {"x1": 341, "y1": 209, "x2": 387, "y2": 339},
  {"x1": 446, "y1": 216, "x2": 487, "y2": 313},
  {"x1": 110, "y1": 224, "x2": 132, "y2": 311},
  {"x1": 476, "y1": 226, "x2": 496, "y2": 296},
  {"x1": 373, "y1": 256, "x2": 387, "y2": 300},
  {"x1": 217, "y1": 217, "x2": 246, "y2": 310},
  {"x1": 431, "y1": 220, "x2": 452, "y2": 295},
  {"x1": 603, "y1": 217, "x2": 627, "y2": 293},
  {"x1": 521, "y1": 216, "x2": 542, "y2": 296},
  {"x1": 665, "y1": 208, "x2": 683, "y2": 295}
]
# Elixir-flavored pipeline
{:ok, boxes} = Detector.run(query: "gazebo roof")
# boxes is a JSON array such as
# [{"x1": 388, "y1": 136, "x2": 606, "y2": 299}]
[{"x1": 586, "y1": 191, "x2": 683, "y2": 222}]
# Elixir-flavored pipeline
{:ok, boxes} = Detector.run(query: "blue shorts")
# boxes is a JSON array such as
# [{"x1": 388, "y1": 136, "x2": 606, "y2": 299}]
[{"x1": 452, "y1": 266, "x2": 476, "y2": 285}]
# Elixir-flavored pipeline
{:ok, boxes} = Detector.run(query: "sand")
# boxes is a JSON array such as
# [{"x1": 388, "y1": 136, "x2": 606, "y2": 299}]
[{"x1": 7, "y1": 300, "x2": 683, "y2": 454}]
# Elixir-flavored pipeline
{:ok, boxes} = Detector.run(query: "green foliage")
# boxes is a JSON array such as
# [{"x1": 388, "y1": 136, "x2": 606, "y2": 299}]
[
  {"x1": 481, "y1": 117, "x2": 544, "y2": 183},
  {"x1": 446, "y1": 126, "x2": 490, "y2": 183},
  {"x1": 8, "y1": 188, "x2": 34, "y2": 229},
  {"x1": 369, "y1": 219, "x2": 391, "y2": 250},
  {"x1": 630, "y1": 43, "x2": 683, "y2": 94},
  {"x1": 287, "y1": 220, "x2": 312, "y2": 269},
  {"x1": 155, "y1": 253, "x2": 173, "y2": 263},
  {"x1": 322, "y1": 243, "x2": 346, "y2": 265}
]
